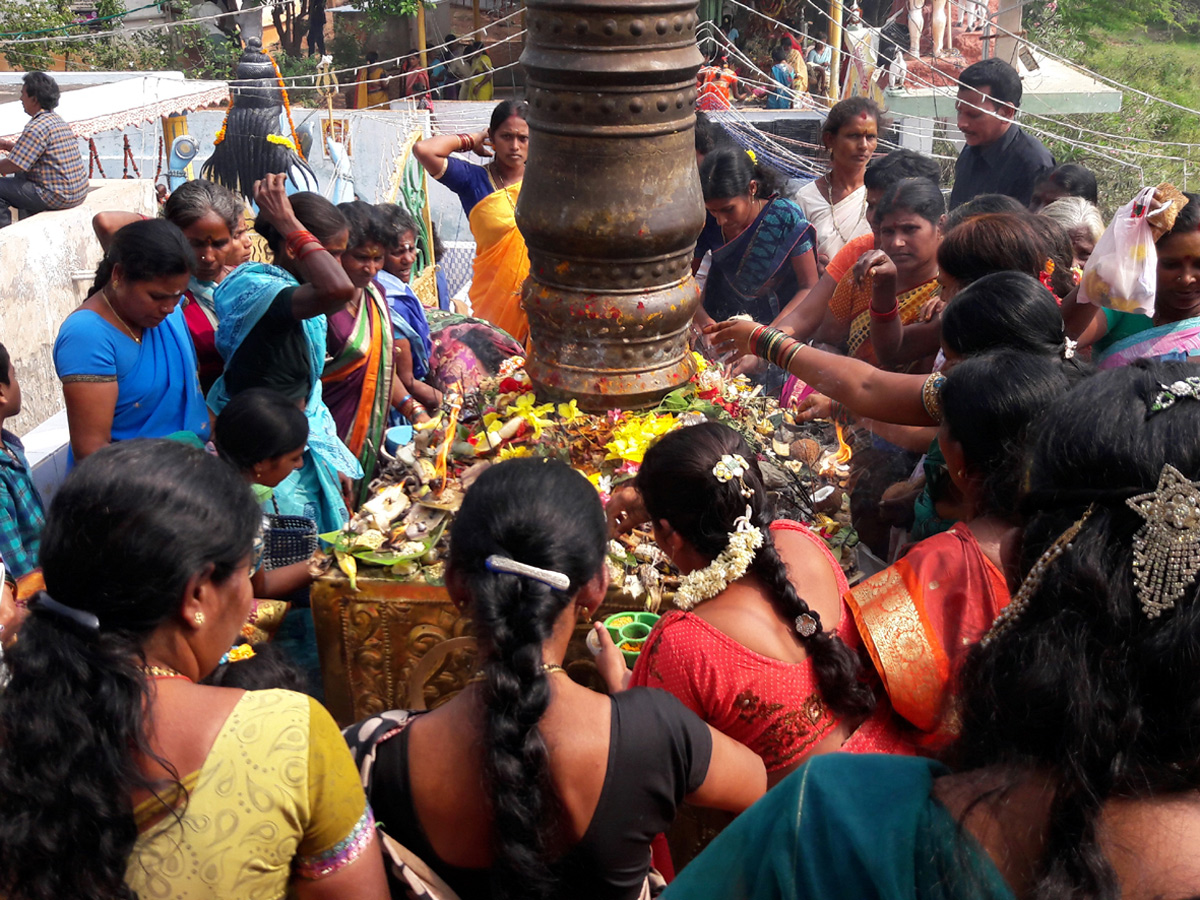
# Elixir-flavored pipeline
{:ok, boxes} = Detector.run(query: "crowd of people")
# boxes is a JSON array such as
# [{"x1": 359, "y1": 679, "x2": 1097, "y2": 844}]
[
  {"x1": 2, "y1": 51, "x2": 1200, "y2": 900},
  {"x1": 352, "y1": 37, "x2": 498, "y2": 111}
]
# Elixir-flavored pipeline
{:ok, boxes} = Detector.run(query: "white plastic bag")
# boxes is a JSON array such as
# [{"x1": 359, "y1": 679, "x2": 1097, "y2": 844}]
[{"x1": 1078, "y1": 185, "x2": 1159, "y2": 316}]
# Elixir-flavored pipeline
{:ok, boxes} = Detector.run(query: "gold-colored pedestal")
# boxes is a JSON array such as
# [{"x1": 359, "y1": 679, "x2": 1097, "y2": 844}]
[{"x1": 312, "y1": 570, "x2": 637, "y2": 727}]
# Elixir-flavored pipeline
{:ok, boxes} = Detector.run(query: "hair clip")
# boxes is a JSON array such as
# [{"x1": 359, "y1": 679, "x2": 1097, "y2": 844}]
[
  {"x1": 1127, "y1": 464, "x2": 1200, "y2": 619},
  {"x1": 981, "y1": 506, "x2": 1093, "y2": 647},
  {"x1": 713, "y1": 454, "x2": 748, "y2": 483},
  {"x1": 220, "y1": 644, "x2": 256, "y2": 665},
  {"x1": 33, "y1": 593, "x2": 100, "y2": 633},
  {"x1": 794, "y1": 612, "x2": 818, "y2": 637},
  {"x1": 1149, "y1": 377, "x2": 1200, "y2": 416},
  {"x1": 485, "y1": 555, "x2": 571, "y2": 592}
]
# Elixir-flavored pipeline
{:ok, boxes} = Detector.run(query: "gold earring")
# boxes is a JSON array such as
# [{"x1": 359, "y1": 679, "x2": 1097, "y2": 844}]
[
  {"x1": 577, "y1": 606, "x2": 592, "y2": 623},
  {"x1": 194, "y1": 611, "x2": 205, "y2": 626}
]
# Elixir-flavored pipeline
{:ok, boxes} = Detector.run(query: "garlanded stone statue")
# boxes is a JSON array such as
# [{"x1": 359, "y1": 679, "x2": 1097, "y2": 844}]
[{"x1": 202, "y1": 38, "x2": 319, "y2": 199}]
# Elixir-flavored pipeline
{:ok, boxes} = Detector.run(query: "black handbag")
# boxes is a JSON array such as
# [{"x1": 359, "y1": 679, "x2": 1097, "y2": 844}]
[{"x1": 261, "y1": 513, "x2": 318, "y2": 571}]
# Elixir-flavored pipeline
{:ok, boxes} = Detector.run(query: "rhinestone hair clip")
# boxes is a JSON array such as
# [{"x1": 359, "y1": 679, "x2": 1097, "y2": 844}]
[
  {"x1": 1127, "y1": 464, "x2": 1200, "y2": 619},
  {"x1": 1149, "y1": 377, "x2": 1200, "y2": 416},
  {"x1": 981, "y1": 506, "x2": 1093, "y2": 647}
]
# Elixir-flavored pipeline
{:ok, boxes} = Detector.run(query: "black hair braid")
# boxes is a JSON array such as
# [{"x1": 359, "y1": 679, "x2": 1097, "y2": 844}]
[
  {"x1": 750, "y1": 537, "x2": 876, "y2": 718},
  {"x1": 448, "y1": 459, "x2": 607, "y2": 900},
  {"x1": 89, "y1": 255, "x2": 116, "y2": 296},
  {"x1": 0, "y1": 615, "x2": 167, "y2": 900},
  {"x1": 477, "y1": 574, "x2": 559, "y2": 900}
]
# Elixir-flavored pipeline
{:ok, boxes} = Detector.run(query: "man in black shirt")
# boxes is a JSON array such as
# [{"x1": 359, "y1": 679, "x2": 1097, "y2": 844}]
[{"x1": 947, "y1": 58, "x2": 1054, "y2": 210}]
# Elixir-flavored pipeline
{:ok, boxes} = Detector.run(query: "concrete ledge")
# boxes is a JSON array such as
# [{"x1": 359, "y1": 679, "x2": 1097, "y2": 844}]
[{"x1": 0, "y1": 179, "x2": 156, "y2": 436}]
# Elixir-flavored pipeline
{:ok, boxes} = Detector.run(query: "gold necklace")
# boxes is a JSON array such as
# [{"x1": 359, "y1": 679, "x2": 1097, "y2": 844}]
[
  {"x1": 821, "y1": 173, "x2": 867, "y2": 244},
  {"x1": 490, "y1": 163, "x2": 519, "y2": 214},
  {"x1": 467, "y1": 663, "x2": 567, "y2": 685},
  {"x1": 141, "y1": 664, "x2": 191, "y2": 680},
  {"x1": 102, "y1": 288, "x2": 142, "y2": 344}
]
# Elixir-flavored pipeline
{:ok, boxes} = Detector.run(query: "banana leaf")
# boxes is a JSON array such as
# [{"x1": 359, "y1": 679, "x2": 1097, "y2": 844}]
[{"x1": 320, "y1": 517, "x2": 447, "y2": 566}]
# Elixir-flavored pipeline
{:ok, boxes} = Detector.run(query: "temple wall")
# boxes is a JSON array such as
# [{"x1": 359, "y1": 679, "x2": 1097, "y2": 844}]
[{"x1": 0, "y1": 179, "x2": 156, "y2": 436}]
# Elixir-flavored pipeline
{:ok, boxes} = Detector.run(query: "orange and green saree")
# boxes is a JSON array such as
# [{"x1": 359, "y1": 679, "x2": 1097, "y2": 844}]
[
  {"x1": 322, "y1": 282, "x2": 394, "y2": 501},
  {"x1": 827, "y1": 270, "x2": 939, "y2": 365}
]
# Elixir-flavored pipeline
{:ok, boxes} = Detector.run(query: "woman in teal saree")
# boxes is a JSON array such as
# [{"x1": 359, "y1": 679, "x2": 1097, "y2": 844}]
[{"x1": 208, "y1": 177, "x2": 363, "y2": 535}]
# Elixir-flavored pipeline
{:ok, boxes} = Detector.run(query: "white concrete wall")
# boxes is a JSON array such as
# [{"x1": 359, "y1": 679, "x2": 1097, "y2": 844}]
[{"x1": 0, "y1": 179, "x2": 156, "y2": 436}]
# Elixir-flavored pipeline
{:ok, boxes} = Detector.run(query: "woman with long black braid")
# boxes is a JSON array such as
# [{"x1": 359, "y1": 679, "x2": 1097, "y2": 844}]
[
  {"x1": 345, "y1": 458, "x2": 765, "y2": 900},
  {"x1": 603, "y1": 422, "x2": 908, "y2": 786}
]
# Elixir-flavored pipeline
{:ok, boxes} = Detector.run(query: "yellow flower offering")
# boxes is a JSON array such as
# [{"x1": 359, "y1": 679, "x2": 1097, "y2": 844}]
[
  {"x1": 505, "y1": 393, "x2": 556, "y2": 439},
  {"x1": 604, "y1": 412, "x2": 679, "y2": 464}
]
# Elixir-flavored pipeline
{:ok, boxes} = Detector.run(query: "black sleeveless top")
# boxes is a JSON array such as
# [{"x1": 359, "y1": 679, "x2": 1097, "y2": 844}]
[{"x1": 368, "y1": 688, "x2": 713, "y2": 900}]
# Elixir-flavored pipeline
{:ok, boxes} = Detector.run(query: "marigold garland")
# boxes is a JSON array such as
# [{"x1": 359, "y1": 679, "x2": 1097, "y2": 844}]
[{"x1": 271, "y1": 54, "x2": 305, "y2": 160}]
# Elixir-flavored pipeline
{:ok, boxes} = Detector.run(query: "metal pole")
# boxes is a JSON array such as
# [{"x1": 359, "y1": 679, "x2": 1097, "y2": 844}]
[{"x1": 473, "y1": 0, "x2": 482, "y2": 33}]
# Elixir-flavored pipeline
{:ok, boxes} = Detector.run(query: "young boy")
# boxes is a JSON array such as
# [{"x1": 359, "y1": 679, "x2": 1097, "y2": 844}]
[{"x1": 0, "y1": 343, "x2": 46, "y2": 586}]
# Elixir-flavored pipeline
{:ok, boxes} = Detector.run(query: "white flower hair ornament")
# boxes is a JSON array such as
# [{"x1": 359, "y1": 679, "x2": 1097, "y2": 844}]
[
  {"x1": 674, "y1": 505, "x2": 764, "y2": 611},
  {"x1": 673, "y1": 455, "x2": 763, "y2": 611}
]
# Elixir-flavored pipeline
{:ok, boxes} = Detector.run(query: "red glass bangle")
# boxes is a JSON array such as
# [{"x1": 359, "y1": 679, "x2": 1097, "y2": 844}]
[{"x1": 869, "y1": 304, "x2": 899, "y2": 321}]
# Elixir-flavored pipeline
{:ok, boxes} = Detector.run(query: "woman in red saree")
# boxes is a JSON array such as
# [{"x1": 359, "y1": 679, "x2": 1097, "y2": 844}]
[
  {"x1": 846, "y1": 351, "x2": 1075, "y2": 750},
  {"x1": 601, "y1": 423, "x2": 907, "y2": 785}
]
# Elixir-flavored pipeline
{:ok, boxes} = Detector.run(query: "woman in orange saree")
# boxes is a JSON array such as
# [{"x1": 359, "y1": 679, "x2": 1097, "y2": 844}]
[
  {"x1": 846, "y1": 351, "x2": 1074, "y2": 750},
  {"x1": 413, "y1": 100, "x2": 531, "y2": 342},
  {"x1": 826, "y1": 177, "x2": 943, "y2": 368}
]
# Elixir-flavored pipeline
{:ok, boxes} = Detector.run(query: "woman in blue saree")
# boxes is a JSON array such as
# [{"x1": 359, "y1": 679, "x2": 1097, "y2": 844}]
[
  {"x1": 665, "y1": 363, "x2": 1200, "y2": 900},
  {"x1": 54, "y1": 220, "x2": 211, "y2": 465},
  {"x1": 208, "y1": 175, "x2": 362, "y2": 535},
  {"x1": 696, "y1": 147, "x2": 819, "y2": 327}
]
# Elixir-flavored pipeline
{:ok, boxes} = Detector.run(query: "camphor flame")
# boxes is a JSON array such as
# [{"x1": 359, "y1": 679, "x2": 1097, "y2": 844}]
[
  {"x1": 834, "y1": 422, "x2": 853, "y2": 465},
  {"x1": 434, "y1": 392, "x2": 463, "y2": 496}
]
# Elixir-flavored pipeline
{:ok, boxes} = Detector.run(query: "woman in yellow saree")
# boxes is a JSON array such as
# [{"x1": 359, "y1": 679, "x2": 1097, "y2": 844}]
[
  {"x1": 465, "y1": 42, "x2": 494, "y2": 101},
  {"x1": 413, "y1": 100, "x2": 531, "y2": 342},
  {"x1": 354, "y1": 51, "x2": 389, "y2": 109}
]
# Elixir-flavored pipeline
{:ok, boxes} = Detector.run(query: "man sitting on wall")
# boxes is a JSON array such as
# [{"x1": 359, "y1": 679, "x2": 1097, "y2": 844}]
[{"x1": 0, "y1": 72, "x2": 88, "y2": 229}]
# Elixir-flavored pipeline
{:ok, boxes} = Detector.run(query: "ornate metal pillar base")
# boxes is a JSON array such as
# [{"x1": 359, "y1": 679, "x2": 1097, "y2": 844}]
[{"x1": 518, "y1": 0, "x2": 705, "y2": 411}]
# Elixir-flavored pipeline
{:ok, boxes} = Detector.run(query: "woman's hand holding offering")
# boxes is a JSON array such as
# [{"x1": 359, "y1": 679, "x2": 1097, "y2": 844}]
[
  {"x1": 593, "y1": 622, "x2": 632, "y2": 693},
  {"x1": 794, "y1": 392, "x2": 833, "y2": 422},
  {"x1": 606, "y1": 485, "x2": 649, "y2": 538},
  {"x1": 853, "y1": 249, "x2": 897, "y2": 293},
  {"x1": 702, "y1": 318, "x2": 759, "y2": 359}
]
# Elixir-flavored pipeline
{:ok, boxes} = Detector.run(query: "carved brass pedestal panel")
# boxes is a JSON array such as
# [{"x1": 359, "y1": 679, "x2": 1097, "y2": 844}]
[{"x1": 312, "y1": 570, "x2": 637, "y2": 727}]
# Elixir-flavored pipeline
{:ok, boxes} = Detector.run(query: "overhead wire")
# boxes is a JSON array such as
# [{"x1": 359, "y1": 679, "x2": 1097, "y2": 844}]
[{"x1": 720, "y1": 0, "x2": 1198, "y2": 173}]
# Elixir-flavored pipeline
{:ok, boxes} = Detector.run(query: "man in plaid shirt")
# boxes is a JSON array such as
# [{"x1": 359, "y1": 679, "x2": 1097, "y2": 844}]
[{"x1": 0, "y1": 71, "x2": 88, "y2": 228}]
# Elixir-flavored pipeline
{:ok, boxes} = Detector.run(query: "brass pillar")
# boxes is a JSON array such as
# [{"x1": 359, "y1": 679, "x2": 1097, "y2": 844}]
[{"x1": 518, "y1": 0, "x2": 705, "y2": 411}]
